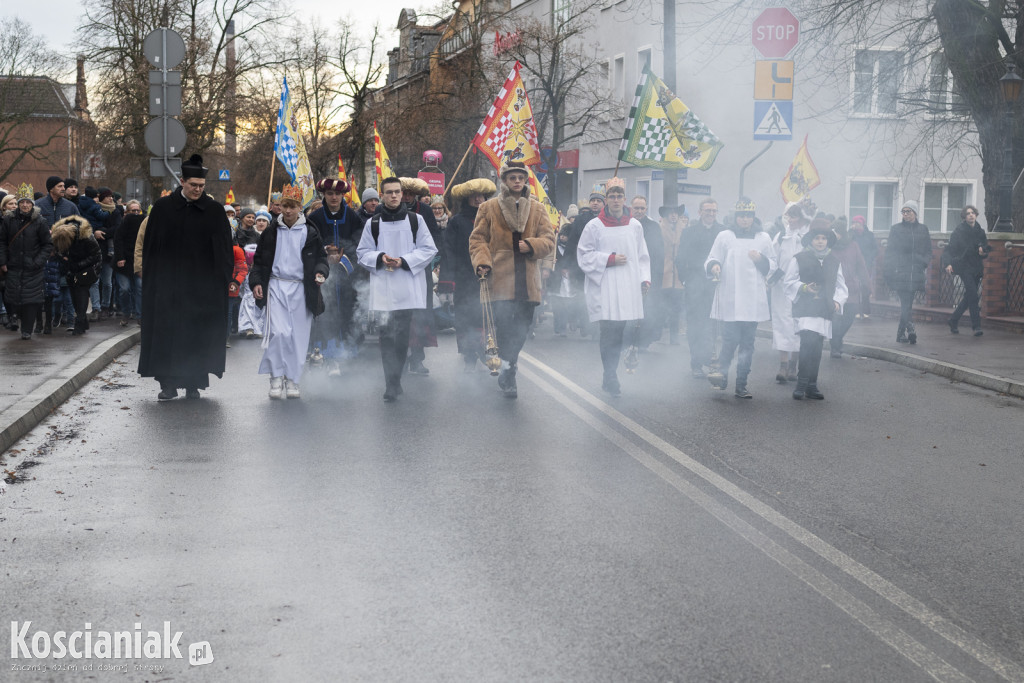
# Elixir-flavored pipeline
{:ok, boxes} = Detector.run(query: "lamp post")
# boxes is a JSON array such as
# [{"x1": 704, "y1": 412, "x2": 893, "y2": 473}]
[{"x1": 995, "y1": 61, "x2": 1022, "y2": 233}]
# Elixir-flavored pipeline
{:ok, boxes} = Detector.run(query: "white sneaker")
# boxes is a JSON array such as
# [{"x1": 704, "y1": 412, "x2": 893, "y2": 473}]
[
  {"x1": 269, "y1": 376, "x2": 284, "y2": 399},
  {"x1": 327, "y1": 361, "x2": 341, "y2": 377},
  {"x1": 285, "y1": 378, "x2": 301, "y2": 399}
]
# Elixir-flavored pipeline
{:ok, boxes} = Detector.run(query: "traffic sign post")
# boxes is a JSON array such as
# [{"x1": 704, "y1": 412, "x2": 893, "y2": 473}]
[
  {"x1": 218, "y1": 170, "x2": 231, "y2": 181},
  {"x1": 144, "y1": 27, "x2": 187, "y2": 180},
  {"x1": 754, "y1": 60, "x2": 794, "y2": 100},
  {"x1": 752, "y1": 7, "x2": 800, "y2": 59},
  {"x1": 753, "y1": 101, "x2": 794, "y2": 140}
]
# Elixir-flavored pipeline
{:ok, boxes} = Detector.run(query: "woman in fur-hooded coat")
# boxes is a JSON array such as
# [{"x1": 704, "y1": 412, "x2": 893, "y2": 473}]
[{"x1": 50, "y1": 215, "x2": 101, "y2": 335}]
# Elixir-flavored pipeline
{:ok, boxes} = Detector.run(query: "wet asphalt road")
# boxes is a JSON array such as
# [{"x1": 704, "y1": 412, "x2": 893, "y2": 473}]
[{"x1": 2, "y1": 321, "x2": 1023, "y2": 682}]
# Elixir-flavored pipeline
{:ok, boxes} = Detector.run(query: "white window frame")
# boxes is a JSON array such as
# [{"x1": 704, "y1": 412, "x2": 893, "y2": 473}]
[
  {"x1": 636, "y1": 46, "x2": 653, "y2": 82},
  {"x1": 919, "y1": 179, "x2": 977, "y2": 233},
  {"x1": 552, "y1": 0, "x2": 572, "y2": 28},
  {"x1": 849, "y1": 47, "x2": 903, "y2": 119},
  {"x1": 846, "y1": 176, "x2": 902, "y2": 230},
  {"x1": 613, "y1": 53, "x2": 626, "y2": 102},
  {"x1": 927, "y1": 52, "x2": 968, "y2": 119},
  {"x1": 635, "y1": 178, "x2": 651, "y2": 204}
]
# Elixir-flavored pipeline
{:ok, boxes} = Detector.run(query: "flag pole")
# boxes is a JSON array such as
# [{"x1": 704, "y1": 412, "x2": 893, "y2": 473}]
[
  {"x1": 266, "y1": 153, "x2": 276, "y2": 206},
  {"x1": 444, "y1": 143, "x2": 475, "y2": 197},
  {"x1": 614, "y1": 159, "x2": 621, "y2": 176}
]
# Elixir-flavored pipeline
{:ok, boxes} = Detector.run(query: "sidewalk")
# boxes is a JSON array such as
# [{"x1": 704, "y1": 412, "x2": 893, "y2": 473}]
[
  {"x1": 758, "y1": 315, "x2": 1024, "y2": 399},
  {"x1": 0, "y1": 319, "x2": 140, "y2": 454}
]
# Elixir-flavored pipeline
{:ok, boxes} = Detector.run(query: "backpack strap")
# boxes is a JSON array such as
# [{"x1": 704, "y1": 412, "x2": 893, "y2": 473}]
[{"x1": 371, "y1": 213, "x2": 418, "y2": 246}]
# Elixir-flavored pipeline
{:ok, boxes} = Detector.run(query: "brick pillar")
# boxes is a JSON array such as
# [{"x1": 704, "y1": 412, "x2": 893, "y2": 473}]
[{"x1": 983, "y1": 240, "x2": 1009, "y2": 317}]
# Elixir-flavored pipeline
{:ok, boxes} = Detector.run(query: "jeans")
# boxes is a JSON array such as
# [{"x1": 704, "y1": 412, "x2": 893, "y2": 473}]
[
  {"x1": 89, "y1": 263, "x2": 114, "y2": 310},
  {"x1": 718, "y1": 321, "x2": 757, "y2": 386},
  {"x1": 54, "y1": 287, "x2": 74, "y2": 325},
  {"x1": 115, "y1": 273, "x2": 142, "y2": 319},
  {"x1": 950, "y1": 273, "x2": 982, "y2": 330},
  {"x1": 896, "y1": 289, "x2": 915, "y2": 332}
]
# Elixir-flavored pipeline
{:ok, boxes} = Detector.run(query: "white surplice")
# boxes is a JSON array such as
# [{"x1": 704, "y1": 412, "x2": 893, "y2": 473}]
[
  {"x1": 356, "y1": 213, "x2": 437, "y2": 311},
  {"x1": 705, "y1": 228, "x2": 777, "y2": 322},
  {"x1": 577, "y1": 216, "x2": 651, "y2": 322},
  {"x1": 770, "y1": 224, "x2": 809, "y2": 352}
]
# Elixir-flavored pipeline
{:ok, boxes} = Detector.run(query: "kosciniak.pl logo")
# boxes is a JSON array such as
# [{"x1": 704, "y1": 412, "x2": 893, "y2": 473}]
[{"x1": 10, "y1": 621, "x2": 213, "y2": 666}]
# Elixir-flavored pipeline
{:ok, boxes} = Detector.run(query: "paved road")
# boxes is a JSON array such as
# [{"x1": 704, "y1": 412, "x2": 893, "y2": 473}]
[{"x1": 2, "y1": 325, "x2": 1022, "y2": 682}]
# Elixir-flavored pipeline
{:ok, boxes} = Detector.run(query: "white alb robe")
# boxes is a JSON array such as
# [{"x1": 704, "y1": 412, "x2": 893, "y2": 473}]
[
  {"x1": 237, "y1": 244, "x2": 265, "y2": 335},
  {"x1": 705, "y1": 229, "x2": 777, "y2": 322},
  {"x1": 356, "y1": 213, "x2": 437, "y2": 311},
  {"x1": 770, "y1": 224, "x2": 809, "y2": 352},
  {"x1": 577, "y1": 216, "x2": 651, "y2": 322},
  {"x1": 783, "y1": 254, "x2": 849, "y2": 338},
  {"x1": 258, "y1": 217, "x2": 313, "y2": 382}
]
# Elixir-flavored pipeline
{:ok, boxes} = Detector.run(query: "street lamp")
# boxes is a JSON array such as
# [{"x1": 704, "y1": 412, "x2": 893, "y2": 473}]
[{"x1": 995, "y1": 61, "x2": 1022, "y2": 233}]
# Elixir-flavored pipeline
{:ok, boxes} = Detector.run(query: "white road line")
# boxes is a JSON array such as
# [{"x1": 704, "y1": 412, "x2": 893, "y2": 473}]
[{"x1": 520, "y1": 354, "x2": 1024, "y2": 683}]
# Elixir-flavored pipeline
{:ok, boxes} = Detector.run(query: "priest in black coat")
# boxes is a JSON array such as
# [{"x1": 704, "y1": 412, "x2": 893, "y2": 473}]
[{"x1": 138, "y1": 154, "x2": 235, "y2": 400}]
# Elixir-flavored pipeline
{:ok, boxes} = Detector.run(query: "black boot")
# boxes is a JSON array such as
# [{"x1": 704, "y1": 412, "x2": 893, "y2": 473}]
[
  {"x1": 500, "y1": 364, "x2": 518, "y2": 399},
  {"x1": 948, "y1": 319, "x2": 959, "y2": 334},
  {"x1": 792, "y1": 378, "x2": 808, "y2": 400},
  {"x1": 602, "y1": 373, "x2": 621, "y2": 397},
  {"x1": 896, "y1": 325, "x2": 909, "y2": 344},
  {"x1": 734, "y1": 380, "x2": 752, "y2": 399},
  {"x1": 906, "y1": 322, "x2": 917, "y2": 344},
  {"x1": 804, "y1": 384, "x2": 825, "y2": 400}
]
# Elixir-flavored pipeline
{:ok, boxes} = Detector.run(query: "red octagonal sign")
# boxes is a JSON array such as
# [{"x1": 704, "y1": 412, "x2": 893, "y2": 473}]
[{"x1": 752, "y1": 7, "x2": 800, "y2": 59}]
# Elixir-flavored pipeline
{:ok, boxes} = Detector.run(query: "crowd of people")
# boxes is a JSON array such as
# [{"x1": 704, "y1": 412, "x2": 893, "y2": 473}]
[{"x1": 1, "y1": 160, "x2": 991, "y2": 404}]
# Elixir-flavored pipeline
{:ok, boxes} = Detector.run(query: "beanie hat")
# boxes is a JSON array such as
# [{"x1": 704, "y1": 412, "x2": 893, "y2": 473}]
[
  {"x1": 901, "y1": 199, "x2": 919, "y2": 216},
  {"x1": 64, "y1": 178, "x2": 78, "y2": 189},
  {"x1": 566, "y1": 204, "x2": 579, "y2": 219},
  {"x1": 255, "y1": 210, "x2": 272, "y2": 223},
  {"x1": 224, "y1": 204, "x2": 236, "y2": 213},
  {"x1": 851, "y1": 215, "x2": 866, "y2": 225},
  {"x1": 238, "y1": 207, "x2": 255, "y2": 220},
  {"x1": 46, "y1": 175, "x2": 63, "y2": 192},
  {"x1": 361, "y1": 188, "x2": 379, "y2": 203},
  {"x1": 802, "y1": 220, "x2": 837, "y2": 248},
  {"x1": 84, "y1": 186, "x2": 98, "y2": 199},
  {"x1": 97, "y1": 187, "x2": 113, "y2": 200}
]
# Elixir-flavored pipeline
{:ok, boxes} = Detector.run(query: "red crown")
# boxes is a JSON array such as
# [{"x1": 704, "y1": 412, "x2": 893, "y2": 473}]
[{"x1": 280, "y1": 183, "x2": 303, "y2": 203}]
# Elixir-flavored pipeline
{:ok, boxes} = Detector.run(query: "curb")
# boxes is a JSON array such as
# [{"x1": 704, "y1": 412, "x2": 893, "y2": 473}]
[
  {"x1": 754, "y1": 328, "x2": 1024, "y2": 399},
  {"x1": 0, "y1": 328, "x2": 141, "y2": 455}
]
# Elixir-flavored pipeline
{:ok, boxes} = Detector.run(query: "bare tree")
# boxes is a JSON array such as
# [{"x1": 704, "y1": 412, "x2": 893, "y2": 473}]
[
  {"x1": 331, "y1": 19, "x2": 387, "y2": 191},
  {"x1": 0, "y1": 19, "x2": 73, "y2": 184}
]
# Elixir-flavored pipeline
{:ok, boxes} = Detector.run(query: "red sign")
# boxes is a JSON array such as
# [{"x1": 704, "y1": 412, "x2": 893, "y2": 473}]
[
  {"x1": 418, "y1": 171, "x2": 445, "y2": 196},
  {"x1": 493, "y1": 30, "x2": 522, "y2": 57},
  {"x1": 752, "y1": 8, "x2": 799, "y2": 59},
  {"x1": 554, "y1": 149, "x2": 579, "y2": 170}
]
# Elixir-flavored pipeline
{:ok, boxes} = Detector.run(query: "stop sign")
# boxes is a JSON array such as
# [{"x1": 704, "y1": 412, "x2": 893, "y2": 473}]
[{"x1": 752, "y1": 8, "x2": 800, "y2": 59}]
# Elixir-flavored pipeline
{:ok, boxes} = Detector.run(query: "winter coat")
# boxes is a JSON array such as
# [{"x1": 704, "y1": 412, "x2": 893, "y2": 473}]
[
  {"x1": 44, "y1": 256, "x2": 62, "y2": 298},
  {"x1": 114, "y1": 213, "x2": 145, "y2": 278},
  {"x1": 851, "y1": 226, "x2": 877, "y2": 270},
  {"x1": 557, "y1": 208, "x2": 597, "y2": 286},
  {"x1": 248, "y1": 217, "x2": 329, "y2": 316},
  {"x1": 0, "y1": 207, "x2": 53, "y2": 306},
  {"x1": 832, "y1": 237, "x2": 871, "y2": 300},
  {"x1": 441, "y1": 202, "x2": 482, "y2": 307},
  {"x1": 469, "y1": 185, "x2": 556, "y2": 304},
  {"x1": 33, "y1": 194, "x2": 79, "y2": 228},
  {"x1": 229, "y1": 245, "x2": 248, "y2": 299},
  {"x1": 137, "y1": 187, "x2": 234, "y2": 383},
  {"x1": 884, "y1": 220, "x2": 932, "y2": 292},
  {"x1": 78, "y1": 196, "x2": 117, "y2": 263},
  {"x1": 941, "y1": 221, "x2": 990, "y2": 278},
  {"x1": 638, "y1": 215, "x2": 664, "y2": 290},
  {"x1": 50, "y1": 215, "x2": 102, "y2": 287}
]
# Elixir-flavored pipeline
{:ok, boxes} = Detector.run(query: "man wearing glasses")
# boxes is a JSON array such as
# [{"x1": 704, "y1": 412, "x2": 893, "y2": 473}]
[{"x1": 676, "y1": 197, "x2": 723, "y2": 377}]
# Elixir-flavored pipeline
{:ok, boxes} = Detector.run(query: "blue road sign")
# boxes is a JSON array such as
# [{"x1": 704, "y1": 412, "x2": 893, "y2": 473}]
[
  {"x1": 753, "y1": 101, "x2": 793, "y2": 140},
  {"x1": 218, "y1": 169, "x2": 230, "y2": 181}
]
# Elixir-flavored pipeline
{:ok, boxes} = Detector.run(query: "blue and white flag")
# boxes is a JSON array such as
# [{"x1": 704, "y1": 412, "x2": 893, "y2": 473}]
[{"x1": 274, "y1": 77, "x2": 315, "y2": 206}]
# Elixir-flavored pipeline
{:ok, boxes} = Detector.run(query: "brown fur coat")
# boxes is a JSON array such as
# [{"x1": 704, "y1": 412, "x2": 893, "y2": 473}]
[{"x1": 469, "y1": 184, "x2": 555, "y2": 303}]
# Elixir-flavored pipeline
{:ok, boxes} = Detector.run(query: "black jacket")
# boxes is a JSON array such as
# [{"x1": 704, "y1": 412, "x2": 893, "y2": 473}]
[
  {"x1": 941, "y1": 221, "x2": 989, "y2": 278},
  {"x1": 884, "y1": 220, "x2": 932, "y2": 292},
  {"x1": 0, "y1": 207, "x2": 53, "y2": 305},
  {"x1": 114, "y1": 214, "x2": 145, "y2": 278},
  {"x1": 638, "y1": 215, "x2": 664, "y2": 290},
  {"x1": 248, "y1": 217, "x2": 329, "y2": 316},
  {"x1": 792, "y1": 250, "x2": 841, "y2": 319},
  {"x1": 441, "y1": 202, "x2": 480, "y2": 305}
]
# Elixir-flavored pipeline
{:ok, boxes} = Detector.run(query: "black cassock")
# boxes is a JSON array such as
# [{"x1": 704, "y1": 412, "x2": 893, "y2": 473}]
[{"x1": 138, "y1": 188, "x2": 234, "y2": 389}]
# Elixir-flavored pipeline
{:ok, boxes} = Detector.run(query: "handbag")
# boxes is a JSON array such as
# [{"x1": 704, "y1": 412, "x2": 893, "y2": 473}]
[{"x1": 70, "y1": 266, "x2": 98, "y2": 288}]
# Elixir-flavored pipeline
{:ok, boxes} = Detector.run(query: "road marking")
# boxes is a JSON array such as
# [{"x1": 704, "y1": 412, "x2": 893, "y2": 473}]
[{"x1": 520, "y1": 353, "x2": 1024, "y2": 682}]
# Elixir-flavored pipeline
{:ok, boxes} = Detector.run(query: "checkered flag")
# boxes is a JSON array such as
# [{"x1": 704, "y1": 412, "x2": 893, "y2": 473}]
[{"x1": 635, "y1": 117, "x2": 672, "y2": 161}]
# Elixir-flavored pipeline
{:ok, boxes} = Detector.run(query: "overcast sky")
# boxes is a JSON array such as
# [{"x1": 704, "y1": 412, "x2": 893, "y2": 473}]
[{"x1": 2, "y1": 0, "x2": 424, "y2": 81}]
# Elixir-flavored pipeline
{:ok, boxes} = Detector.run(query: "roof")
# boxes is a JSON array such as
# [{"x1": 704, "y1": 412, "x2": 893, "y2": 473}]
[{"x1": 0, "y1": 76, "x2": 76, "y2": 119}]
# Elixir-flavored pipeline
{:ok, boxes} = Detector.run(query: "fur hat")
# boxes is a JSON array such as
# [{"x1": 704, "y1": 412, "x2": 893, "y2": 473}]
[
  {"x1": 802, "y1": 219, "x2": 837, "y2": 248},
  {"x1": 16, "y1": 183, "x2": 34, "y2": 202},
  {"x1": 451, "y1": 178, "x2": 497, "y2": 199},
  {"x1": 399, "y1": 177, "x2": 430, "y2": 196},
  {"x1": 499, "y1": 160, "x2": 529, "y2": 180},
  {"x1": 45, "y1": 176, "x2": 63, "y2": 192},
  {"x1": 180, "y1": 153, "x2": 209, "y2": 180},
  {"x1": 361, "y1": 188, "x2": 379, "y2": 204},
  {"x1": 316, "y1": 178, "x2": 351, "y2": 194}
]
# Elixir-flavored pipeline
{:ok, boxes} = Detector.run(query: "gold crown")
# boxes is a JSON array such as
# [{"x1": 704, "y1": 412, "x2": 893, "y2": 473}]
[
  {"x1": 280, "y1": 183, "x2": 303, "y2": 204},
  {"x1": 605, "y1": 177, "x2": 626, "y2": 194},
  {"x1": 735, "y1": 197, "x2": 756, "y2": 213},
  {"x1": 16, "y1": 182, "x2": 34, "y2": 201}
]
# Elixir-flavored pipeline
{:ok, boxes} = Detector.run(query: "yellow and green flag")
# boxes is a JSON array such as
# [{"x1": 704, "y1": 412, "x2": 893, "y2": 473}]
[{"x1": 780, "y1": 135, "x2": 821, "y2": 203}]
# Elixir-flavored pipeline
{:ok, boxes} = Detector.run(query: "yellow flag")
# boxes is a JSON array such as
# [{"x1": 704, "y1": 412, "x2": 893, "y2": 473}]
[
  {"x1": 780, "y1": 135, "x2": 821, "y2": 203},
  {"x1": 337, "y1": 154, "x2": 360, "y2": 207},
  {"x1": 374, "y1": 122, "x2": 395, "y2": 192},
  {"x1": 526, "y1": 167, "x2": 559, "y2": 230},
  {"x1": 225, "y1": 188, "x2": 235, "y2": 204}
]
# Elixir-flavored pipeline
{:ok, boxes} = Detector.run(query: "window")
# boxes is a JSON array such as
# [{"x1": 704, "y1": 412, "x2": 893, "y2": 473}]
[
  {"x1": 598, "y1": 59, "x2": 610, "y2": 96},
  {"x1": 613, "y1": 55, "x2": 625, "y2": 101},
  {"x1": 923, "y1": 182, "x2": 972, "y2": 232},
  {"x1": 849, "y1": 180, "x2": 898, "y2": 230},
  {"x1": 637, "y1": 47, "x2": 652, "y2": 79},
  {"x1": 928, "y1": 53, "x2": 966, "y2": 116},
  {"x1": 852, "y1": 49, "x2": 902, "y2": 115},
  {"x1": 636, "y1": 179, "x2": 650, "y2": 203},
  {"x1": 553, "y1": 0, "x2": 571, "y2": 27}
]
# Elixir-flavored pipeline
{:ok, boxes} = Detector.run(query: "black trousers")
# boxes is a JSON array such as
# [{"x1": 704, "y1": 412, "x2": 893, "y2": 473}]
[
  {"x1": 896, "y1": 289, "x2": 915, "y2": 331},
  {"x1": 950, "y1": 273, "x2": 982, "y2": 330},
  {"x1": 493, "y1": 300, "x2": 536, "y2": 365},
  {"x1": 599, "y1": 320, "x2": 626, "y2": 380},
  {"x1": 684, "y1": 285, "x2": 715, "y2": 370},
  {"x1": 70, "y1": 284, "x2": 91, "y2": 334},
  {"x1": 17, "y1": 302, "x2": 42, "y2": 335},
  {"x1": 379, "y1": 309, "x2": 413, "y2": 389},
  {"x1": 798, "y1": 330, "x2": 824, "y2": 385}
]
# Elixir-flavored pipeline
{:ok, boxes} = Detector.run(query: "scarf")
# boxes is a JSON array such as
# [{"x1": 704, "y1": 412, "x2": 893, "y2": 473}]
[
  {"x1": 598, "y1": 208, "x2": 631, "y2": 227},
  {"x1": 379, "y1": 203, "x2": 408, "y2": 222}
]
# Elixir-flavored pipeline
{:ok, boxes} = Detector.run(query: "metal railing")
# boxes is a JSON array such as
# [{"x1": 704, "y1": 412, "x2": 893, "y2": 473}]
[{"x1": 1006, "y1": 249, "x2": 1024, "y2": 314}]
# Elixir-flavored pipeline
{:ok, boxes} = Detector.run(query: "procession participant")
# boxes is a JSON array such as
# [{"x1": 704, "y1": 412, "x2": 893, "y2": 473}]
[
  {"x1": 577, "y1": 179, "x2": 651, "y2": 397},
  {"x1": 676, "y1": 197, "x2": 723, "y2": 377},
  {"x1": 34, "y1": 176, "x2": 79, "y2": 228},
  {"x1": 400, "y1": 177, "x2": 441, "y2": 375},
  {"x1": 238, "y1": 211, "x2": 271, "y2": 338},
  {"x1": 306, "y1": 177, "x2": 364, "y2": 371},
  {"x1": 138, "y1": 154, "x2": 234, "y2": 401},
  {"x1": 630, "y1": 195, "x2": 663, "y2": 348},
  {"x1": 469, "y1": 160, "x2": 556, "y2": 399},
  {"x1": 769, "y1": 202, "x2": 811, "y2": 382},
  {"x1": 0, "y1": 183, "x2": 53, "y2": 340},
  {"x1": 249, "y1": 184, "x2": 329, "y2": 399},
  {"x1": 704, "y1": 198, "x2": 777, "y2": 399},
  {"x1": 51, "y1": 214, "x2": 101, "y2": 337},
  {"x1": 234, "y1": 208, "x2": 259, "y2": 247},
  {"x1": 655, "y1": 203, "x2": 687, "y2": 345},
  {"x1": 558, "y1": 187, "x2": 604, "y2": 337},
  {"x1": 358, "y1": 188, "x2": 379, "y2": 224},
  {"x1": 356, "y1": 177, "x2": 438, "y2": 402},
  {"x1": 442, "y1": 177, "x2": 497, "y2": 372},
  {"x1": 785, "y1": 222, "x2": 848, "y2": 400},
  {"x1": 941, "y1": 205, "x2": 990, "y2": 336}
]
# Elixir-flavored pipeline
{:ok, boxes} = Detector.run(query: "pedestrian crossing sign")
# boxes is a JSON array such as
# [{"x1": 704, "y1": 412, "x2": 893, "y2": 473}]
[
  {"x1": 218, "y1": 169, "x2": 230, "y2": 181},
  {"x1": 754, "y1": 101, "x2": 793, "y2": 140}
]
